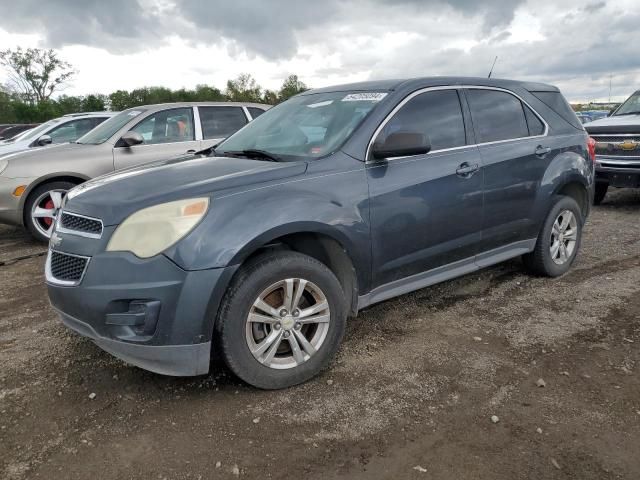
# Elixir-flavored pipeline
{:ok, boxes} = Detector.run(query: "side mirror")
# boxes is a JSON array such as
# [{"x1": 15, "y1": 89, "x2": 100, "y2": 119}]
[
  {"x1": 37, "y1": 135, "x2": 52, "y2": 146},
  {"x1": 371, "y1": 131, "x2": 431, "y2": 160},
  {"x1": 120, "y1": 131, "x2": 144, "y2": 147}
]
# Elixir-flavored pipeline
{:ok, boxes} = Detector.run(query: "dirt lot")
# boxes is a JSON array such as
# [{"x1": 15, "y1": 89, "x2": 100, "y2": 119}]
[{"x1": 1, "y1": 189, "x2": 639, "y2": 480}]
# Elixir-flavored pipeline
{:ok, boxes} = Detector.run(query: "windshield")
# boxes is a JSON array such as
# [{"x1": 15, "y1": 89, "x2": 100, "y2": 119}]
[
  {"x1": 76, "y1": 109, "x2": 146, "y2": 145},
  {"x1": 216, "y1": 91, "x2": 387, "y2": 160},
  {"x1": 614, "y1": 92, "x2": 640, "y2": 116},
  {"x1": 4, "y1": 120, "x2": 60, "y2": 143}
]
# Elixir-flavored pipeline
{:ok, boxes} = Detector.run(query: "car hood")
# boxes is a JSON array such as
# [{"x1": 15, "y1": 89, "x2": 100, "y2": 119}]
[
  {"x1": 65, "y1": 154, "x2": 308, "y2": 226},
  {"x1": 585, "y1": 114, "x2": 640, "y2": 134},
  {"x1": 0, "y1": 139, "x2": 30, "y2": 157},
  {"x1": 0, "y1": 142, "x2": 98, "y2": 169}
]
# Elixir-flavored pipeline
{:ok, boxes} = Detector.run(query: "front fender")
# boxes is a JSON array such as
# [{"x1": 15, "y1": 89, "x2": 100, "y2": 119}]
[{"x1": 18, "y1": 171, "x2": 91, "y2": 212}]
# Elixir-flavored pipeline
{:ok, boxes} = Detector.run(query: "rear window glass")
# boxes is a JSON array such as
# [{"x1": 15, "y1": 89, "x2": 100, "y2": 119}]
[
  {"x1": 467, "y1": 89, "x2": 529, "y2": 143},
  {"x1": 524, "y1": 105, "x2": 545, "y2": 136},
  {"x1": 199, "y1": 106, "x2": 247, "y2": 139},
  {"x1": 530, "y1": 91, "x2": 582, "y2": 130}
]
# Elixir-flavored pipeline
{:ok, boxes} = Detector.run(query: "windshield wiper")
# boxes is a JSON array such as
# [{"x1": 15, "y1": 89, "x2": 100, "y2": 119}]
[
  {"x1": 222, "y1": 149, "x2": 282, "y2": 162},
  {"x1": 614, "y1": 111, "x2": 640, "y2": 116}
]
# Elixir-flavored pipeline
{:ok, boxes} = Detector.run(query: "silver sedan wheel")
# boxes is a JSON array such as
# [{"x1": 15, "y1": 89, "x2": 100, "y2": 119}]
[
  {"x1": 31, "y1": 189, "x2": 66, "y2": 239},
  {"x1": 550, "y1": 209, "x2": 578, "y2": 265},
  {"x1": 246, "y1": 278, "x2": 331, "y2": 370}
]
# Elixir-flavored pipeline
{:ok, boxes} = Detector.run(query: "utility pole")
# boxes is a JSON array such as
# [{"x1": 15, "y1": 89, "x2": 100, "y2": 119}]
[{"x1": 608, "y1": 74, "x2": 612, "y2": 104}]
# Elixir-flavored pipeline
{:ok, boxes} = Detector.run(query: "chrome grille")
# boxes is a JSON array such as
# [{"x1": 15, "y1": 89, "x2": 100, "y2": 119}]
[
  {"x1": 48, "y1": 251, "x2": 89, "y2": 285},
  {"x1": 59, "y1": 212, "x2": 103, "y2": 238},
  {"x1": 593, "y1": 135, "x2": 640, "y2": 158}
]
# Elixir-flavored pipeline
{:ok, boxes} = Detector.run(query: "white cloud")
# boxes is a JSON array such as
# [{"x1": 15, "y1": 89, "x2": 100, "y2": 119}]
[{"x1": 0, "y1": 0, "x2": 638, "y2": 103}]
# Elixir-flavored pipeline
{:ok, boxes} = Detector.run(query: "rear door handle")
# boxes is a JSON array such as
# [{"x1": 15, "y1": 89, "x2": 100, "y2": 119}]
[
  {"x1": 186, "y1": 149, "x2": 197, "y2": 154},
  {"x1": 456, "y1": 162, "x2": 480, "y2": 177},
  {"x1": 535, "y1": 145, "x2": 551, "y2": 157}
]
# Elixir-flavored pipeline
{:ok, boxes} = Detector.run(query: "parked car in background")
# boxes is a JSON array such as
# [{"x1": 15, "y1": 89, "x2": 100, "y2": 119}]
[
  {"x1": 584, "y1": 89, "x2": 640, "y2": 203},
  {"x1": 576, "y1": 112, "x2": 593, "y2": 124},
  {"x1": 0, "y1": 112, "x2": 114, "y2": 157},
  {"x1": 0, "y1": 124, "x2": 40, "y2": 141},
  {"x1": 584, "y1": 110, "x2": 609, "y2": 121},
  {"x1": 0, "y1": 102, "x2": 269, "y2": 241},
  {"x1": 46, "y1": 77, "x2": 593, "y2": 389}
]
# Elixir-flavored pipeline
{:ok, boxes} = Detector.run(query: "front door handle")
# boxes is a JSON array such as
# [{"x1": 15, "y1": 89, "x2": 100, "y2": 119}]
[
  {"x1": 535, "y1": 145, "x2": 551, "y2": 157},
  {"x1": 456, "y1": 162, "x2": 480, "y2": 177},
  {"x1": 186, "y1": 149, "x2": 197, "y2": 154}
]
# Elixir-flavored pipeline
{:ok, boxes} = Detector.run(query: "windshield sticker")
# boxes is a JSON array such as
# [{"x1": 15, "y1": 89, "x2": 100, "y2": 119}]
[
  {"x1": 342, "y1": 92, "x2": 388, "y2": 102},
  {"x1": 307, "y1": 100, "x2": 334, "y2": 108}
]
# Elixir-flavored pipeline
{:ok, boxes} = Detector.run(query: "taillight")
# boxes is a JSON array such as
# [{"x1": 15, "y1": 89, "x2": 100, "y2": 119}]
[{"x1": 587, "y1": 137, "x2": 597, "y2": 163}]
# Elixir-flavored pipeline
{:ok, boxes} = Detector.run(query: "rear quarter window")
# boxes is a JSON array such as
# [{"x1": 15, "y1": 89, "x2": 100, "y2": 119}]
[{"x1": 530, "y1": 91, "x2": 582, "y2": 130}]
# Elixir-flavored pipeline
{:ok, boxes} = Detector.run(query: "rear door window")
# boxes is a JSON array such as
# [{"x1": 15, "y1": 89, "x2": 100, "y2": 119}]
[
  {"x1": 376, "y1": 89, "x2": 467, "y2": 152},
  {"x1": 199, "y1": 106, "x2": 248, "y2": 139},
  {"x1": 248, "y1": 107, "x2": 266, "y2": 120},
  {"x1": 466, "y1": 89, "x2": 529, "y2": 143},
  {"x1": 524, "y1": 105, "x2": 545, "y2": 136}
]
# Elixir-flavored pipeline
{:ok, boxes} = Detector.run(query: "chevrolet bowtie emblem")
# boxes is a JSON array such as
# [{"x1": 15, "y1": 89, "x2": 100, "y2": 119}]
[{"x1": 619, "y1": 140, "x2": 638, "y2": 151}]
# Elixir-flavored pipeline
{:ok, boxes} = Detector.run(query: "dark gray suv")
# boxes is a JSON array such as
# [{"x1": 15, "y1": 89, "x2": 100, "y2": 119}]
[{"x1": 46, "y1": 77, "x2": 594, "y2": 389}]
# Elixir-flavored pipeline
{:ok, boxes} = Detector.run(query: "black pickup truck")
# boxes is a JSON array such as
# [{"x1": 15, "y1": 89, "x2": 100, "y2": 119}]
[{"x1": 585, "y1": 90, "x2": 640, "y2": 204}]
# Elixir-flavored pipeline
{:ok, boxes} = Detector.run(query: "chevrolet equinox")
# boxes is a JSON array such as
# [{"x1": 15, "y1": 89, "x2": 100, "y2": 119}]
[{"x1": 46, "y1": 77, "x2": 595, "y2": 389}]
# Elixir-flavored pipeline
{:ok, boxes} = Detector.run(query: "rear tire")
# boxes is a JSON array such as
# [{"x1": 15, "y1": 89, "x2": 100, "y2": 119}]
[
  {"x1": 23, "y1": 181, "x2": 76, "y2": 243},
  {"x1": 593, "y1": 182, "x2": 608, "y2": 205},
  {"x1": 216, "y1": 251, "x2": 347, "y2": 390},
  {"x1": 523, "y1": 196, "x2": 583, "y2": 277}
]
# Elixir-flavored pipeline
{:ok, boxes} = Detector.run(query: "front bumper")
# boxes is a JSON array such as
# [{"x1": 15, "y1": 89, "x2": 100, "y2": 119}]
[
  {"x1": 0, "y1": 176, "x2": 32, "y2": 226},
  {"x1": 47, "y1": 245, "x2": 238, "y2": 376},
  {"x1": 595, "y1": 157, "x2": 640, "y2": 187}
]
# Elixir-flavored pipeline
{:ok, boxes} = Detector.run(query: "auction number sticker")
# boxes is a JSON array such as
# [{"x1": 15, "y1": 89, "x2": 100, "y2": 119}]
[{"x1": 342, "y1": 92, "x2": 388, "y2": 102}]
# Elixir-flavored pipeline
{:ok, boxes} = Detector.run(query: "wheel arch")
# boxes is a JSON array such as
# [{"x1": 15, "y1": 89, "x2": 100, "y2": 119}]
[
  {"x1": 229, "y1": 225, "x2": 362, "y2": 317},
  {"x1": 19, "y1": 172, "x2": 90, "y2": 215}
]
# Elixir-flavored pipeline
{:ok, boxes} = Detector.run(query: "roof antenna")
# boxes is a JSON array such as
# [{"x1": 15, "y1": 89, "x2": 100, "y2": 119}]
[{"x1": 488, "y1": 56, "x2": 498, "y2": 78}]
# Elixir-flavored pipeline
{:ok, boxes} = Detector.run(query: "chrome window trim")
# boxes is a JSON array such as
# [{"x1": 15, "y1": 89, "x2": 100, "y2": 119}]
[
  {"x1": 56, "y1": 211, "x2": 104, "y2": 239},
  {"x1": 45, "y1": 249, "x2": 91, "y2": 287},
  {"x1": 365, "y1": 85, "x2": 549, "y2": 162}
]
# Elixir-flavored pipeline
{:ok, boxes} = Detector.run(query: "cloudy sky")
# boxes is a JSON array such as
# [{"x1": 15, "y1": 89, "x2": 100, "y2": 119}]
[{"x1": 0, "y1": 0, "x2": 638, "y2": 102}]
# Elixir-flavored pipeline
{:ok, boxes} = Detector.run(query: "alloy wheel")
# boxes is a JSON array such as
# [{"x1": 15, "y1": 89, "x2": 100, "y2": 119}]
[
  {"x1": 31, "y1": 189, "x2": 67, "y2": 239},
  {"x1": 549, "y1": 209, "x2": 578, "y2": 265},
  {"x1": 245, "y1": 278, "x2": 331, "y2": 369}
]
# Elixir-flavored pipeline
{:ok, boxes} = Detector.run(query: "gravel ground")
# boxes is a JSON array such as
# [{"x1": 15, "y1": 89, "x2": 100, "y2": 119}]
[{"x1": 1, "y1": 188, "x2": 639, "y2": 479}]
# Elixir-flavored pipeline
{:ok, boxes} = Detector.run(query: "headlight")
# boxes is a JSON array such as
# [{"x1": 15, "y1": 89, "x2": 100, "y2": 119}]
[
  {"x1": 106, "y1": 198, "x2": 210, "y2": 258},
  {"x1": 0, "y1": 159, "x2": 8, "y2": 175}
]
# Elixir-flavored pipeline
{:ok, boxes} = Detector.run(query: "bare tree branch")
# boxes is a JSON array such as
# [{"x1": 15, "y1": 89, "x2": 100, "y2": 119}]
[{"x1": 0, "y1": 47, "x2": 76, "y2": 104}]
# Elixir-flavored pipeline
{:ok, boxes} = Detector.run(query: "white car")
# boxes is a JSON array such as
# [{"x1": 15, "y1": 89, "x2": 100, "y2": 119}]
[{"x1": 0, "y1": 112, "x2": 115, "y2": 157}]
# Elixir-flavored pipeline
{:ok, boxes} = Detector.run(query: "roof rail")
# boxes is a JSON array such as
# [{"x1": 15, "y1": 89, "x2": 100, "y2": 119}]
[{"x1": 62, "y1": 111, "x2": 113, "y2": 117}]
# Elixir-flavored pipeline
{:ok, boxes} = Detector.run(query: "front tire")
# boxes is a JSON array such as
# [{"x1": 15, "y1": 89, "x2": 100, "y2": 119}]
[
  {"x1": 216, "y1": 251, "x2": 347, "y2": 389},
  {"x1": 23, "y1": 181, "x2": 76, "y2": 242},
  {"x1": 523, "y1": 196, "x2": 583, "y2": 277}
]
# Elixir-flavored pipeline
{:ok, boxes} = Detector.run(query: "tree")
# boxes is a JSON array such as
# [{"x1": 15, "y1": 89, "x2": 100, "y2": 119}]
[
  {"x1": 262, "y1": 89, "x2": 279, "y2": 105},
  {"x1": 278, "y1": 74, "x2": 307, "y2": 102},
  {"x1": 82, "y1": 94, "x2": 107, "y2": 112},
  {"x1": 0, "y1": 47, "x2": 75, "y2": 104},
  {"x1": 226, "y1": 74, "x2": 262, "y2": 103}
]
